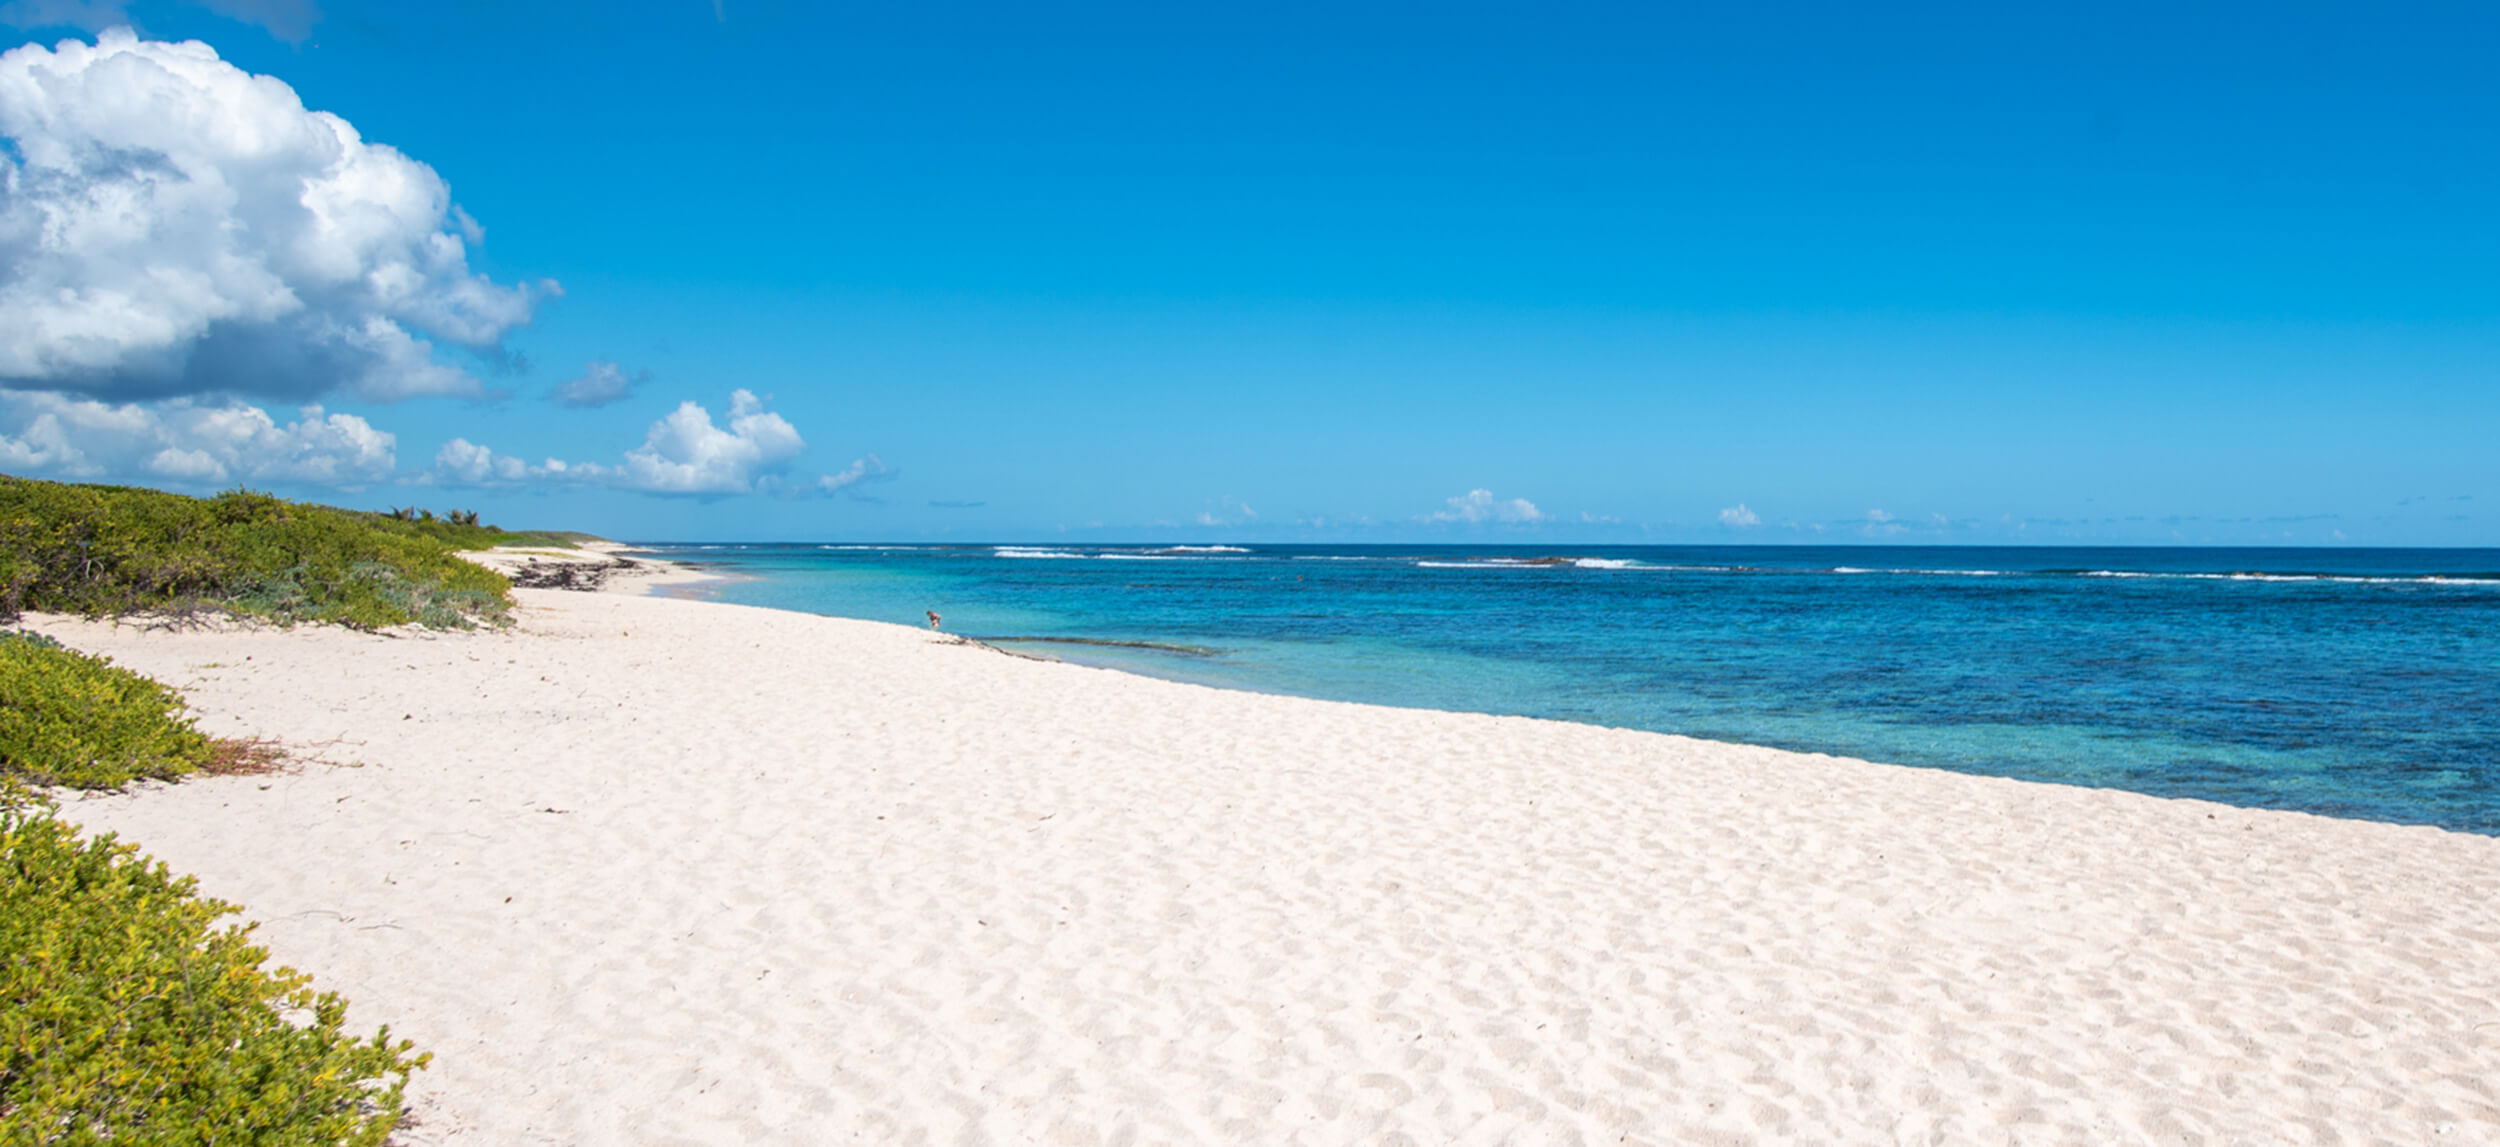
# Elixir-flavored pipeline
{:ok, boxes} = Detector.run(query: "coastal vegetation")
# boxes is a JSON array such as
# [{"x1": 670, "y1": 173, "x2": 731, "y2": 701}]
[
  {"x1": 0, "y1": 477, "x2": 577, "y2": 1141},
  {"x1": 0, "y1": 475, "x2": 585, "y2": 630},
  {"x1": 0, "y1": 629, "x2": 243, "y2": 790},
  {"x1": 0, "y1": 630, "x2": 425, "y2": 1142},
  {"x1": 1, "y1": 782, "x2": 426, "y2": 1145}
]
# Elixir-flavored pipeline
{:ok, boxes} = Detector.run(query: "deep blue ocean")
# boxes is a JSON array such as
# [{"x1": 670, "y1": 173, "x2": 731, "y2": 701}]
[{"x1": 638, "y1": 543, "x2": 2500, "y2": 835}]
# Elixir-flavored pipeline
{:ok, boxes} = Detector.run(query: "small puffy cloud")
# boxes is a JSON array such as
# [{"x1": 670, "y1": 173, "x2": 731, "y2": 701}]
[
  {"x1": 0, "y1": 389, "x2": 392, "y2": 484},
  {"x1": 1427, "y1": 488, "x2": 1545, "y2": 524},
  {"x1": 430, "y1": 438, "x2": 518, "y2": 484},
  {"x1": 1866, "y1": 508, "x2": 1894, "y2": 523},
  {"x1": 429, "y1": 390, "x2": 841, "y2": 498},
  {"x1": 1718, "y1": 503, "x2": 1760, "y2": 527},
  {"x1": 616, "y1": 389, "x2": 803, "y2": 495},
  {"x1": 550, "y1": 360, "x2": 645, "y2": 409},
  {"x1": 419, "y1": 437, "x2": 599, "y2": 487},
  {"x1": 0, "y1": 31, "x2": 539, "y2": 403},
  {"x1": 816, "y1": 452, "x2": 893, "y2": 494},
  {"x1": 429, "y1": 437, "x2": 530, "y2": 485}
]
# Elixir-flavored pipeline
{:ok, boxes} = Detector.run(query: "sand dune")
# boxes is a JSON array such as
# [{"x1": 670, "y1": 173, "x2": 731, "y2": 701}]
[{"x1": 37, "y1": 586, "x2": 2500, "y2": 1144}]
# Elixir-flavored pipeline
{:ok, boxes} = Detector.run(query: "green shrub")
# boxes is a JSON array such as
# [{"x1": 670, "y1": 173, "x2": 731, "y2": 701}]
[
  {"x1": 0, "y1": 476, "x2": 569, "y2": 629},
  {"x1": 0, "y1": 633, "x2": 214, "y2": 790},
  {"x1": 0, "y1": 790, "x2": 427, "y2": 1145},
  {"x1": 0, "y1": 478, "x2": 460, "y2": 1143}
]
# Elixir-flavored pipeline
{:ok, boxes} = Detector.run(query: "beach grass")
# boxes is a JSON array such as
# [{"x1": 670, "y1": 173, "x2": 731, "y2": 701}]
[{"x1": 0, "y1": 475, "x2": 575, "y2": 630}]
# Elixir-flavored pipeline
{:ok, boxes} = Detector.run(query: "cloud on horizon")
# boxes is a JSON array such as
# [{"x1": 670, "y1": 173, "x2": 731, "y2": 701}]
[
  {"x1": 1193, "y1": 495, "x2": 1258, "y2": 527},
  {"x1": 426, "y1": 436, "x2": 587, "y2": 487},
  {"x1": 1718, "y1": 503, "x2": 1760, "y2": 527},
  {"x1": 0, "y1": 31, "x2": 543, "y2": 404},
  {"x1": 0, "y1": 388, "x2": 392, "y2": 484},
  {"x1": 428, "y1": 389, "x2": 882, "y2": 498},
  {"x1": 1426, "y1": 488, "x2": 1544, "y2": 524}
]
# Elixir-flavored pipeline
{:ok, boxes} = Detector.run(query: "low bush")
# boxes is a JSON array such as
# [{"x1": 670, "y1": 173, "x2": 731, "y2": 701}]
[
  {"x1": 0, "y1": 788, "x2": 427, "y2": 1145},
  {"x1": 0, "y1": 476, "x2": 478, "y2": 1142},
  {"x1": 0, "y1": 476, "x2": 573, "y2": 629},
  {"x1": 0, "y1": 632, "x2": 214, "y2": 790}
]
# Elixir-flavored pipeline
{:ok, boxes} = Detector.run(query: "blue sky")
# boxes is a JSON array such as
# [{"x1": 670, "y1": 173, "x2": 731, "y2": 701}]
[{"x1": 0, "y1": 1, "x2": 2494, "y2": 544}]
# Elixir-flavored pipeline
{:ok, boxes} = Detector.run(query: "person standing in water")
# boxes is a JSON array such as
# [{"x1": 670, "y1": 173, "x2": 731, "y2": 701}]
[{"x1": 926, "y1": 610, "x2": 942, "y2": 631}]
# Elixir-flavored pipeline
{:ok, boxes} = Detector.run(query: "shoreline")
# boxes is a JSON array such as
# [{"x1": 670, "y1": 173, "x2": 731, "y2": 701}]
[
  {"x1": 455, "y1": 539, "x2": 739, "y2": 598},
  {"x1": 28, "y1": 581, "x2": 2500, "y2": 1142},
  {"x1": 589, "y1": 545, "x2": 2500, "y2": 836}
]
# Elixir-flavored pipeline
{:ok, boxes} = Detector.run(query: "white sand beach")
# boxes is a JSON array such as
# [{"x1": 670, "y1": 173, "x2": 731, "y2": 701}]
[{"x1": 33, "y1": 571, "x2": 2500, "y2": 1144}]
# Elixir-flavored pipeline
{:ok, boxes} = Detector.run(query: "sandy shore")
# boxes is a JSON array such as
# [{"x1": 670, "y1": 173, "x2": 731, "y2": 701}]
[
  {"x1": 454, "y1": 540, "x2": 731, "y2": 596},
  {"x1": 32, "y1": 571, "x2": 2500, "y2": 1144}
]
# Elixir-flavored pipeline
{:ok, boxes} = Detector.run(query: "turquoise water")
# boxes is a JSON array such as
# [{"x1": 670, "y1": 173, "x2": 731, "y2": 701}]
[{"x1": 644, "y1": 543, "x2": 2500, "y2": 835}]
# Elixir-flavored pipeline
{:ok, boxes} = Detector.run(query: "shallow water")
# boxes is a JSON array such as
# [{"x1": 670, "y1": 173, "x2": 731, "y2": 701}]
[{"x1": 642, "y1": 543, "x2": 2500, "y2": 835}]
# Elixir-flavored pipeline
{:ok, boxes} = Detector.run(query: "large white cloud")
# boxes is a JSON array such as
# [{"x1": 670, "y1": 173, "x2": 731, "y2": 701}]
[
  {"x1": 0, "y1": 30, "x2": 540, "y2": 402},
  {"x1": 0, "y1": 388, "x2": 392, "y2": 483}
]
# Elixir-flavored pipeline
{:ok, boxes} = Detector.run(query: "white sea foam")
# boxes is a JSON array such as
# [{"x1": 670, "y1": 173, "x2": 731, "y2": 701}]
[
  {"x1": 1573, "y1": 558, "x2": 1639, "y2": 570},
  {"x1": 2077, "y1": 569, "x2": 2500, "y2": 587},
  {"x1": 1863, "y1": 568, "x2": 2011, "y2": 577},
  {"x1": 1828, "y1": 566, "x2": 2006, "y2": 577},
  {"x1": 994, "y1": 547, "x2": 1087, "y2": 560},
  {"x1": 1162, "y1": 545, "x2": 1251, "y2": 553}
]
